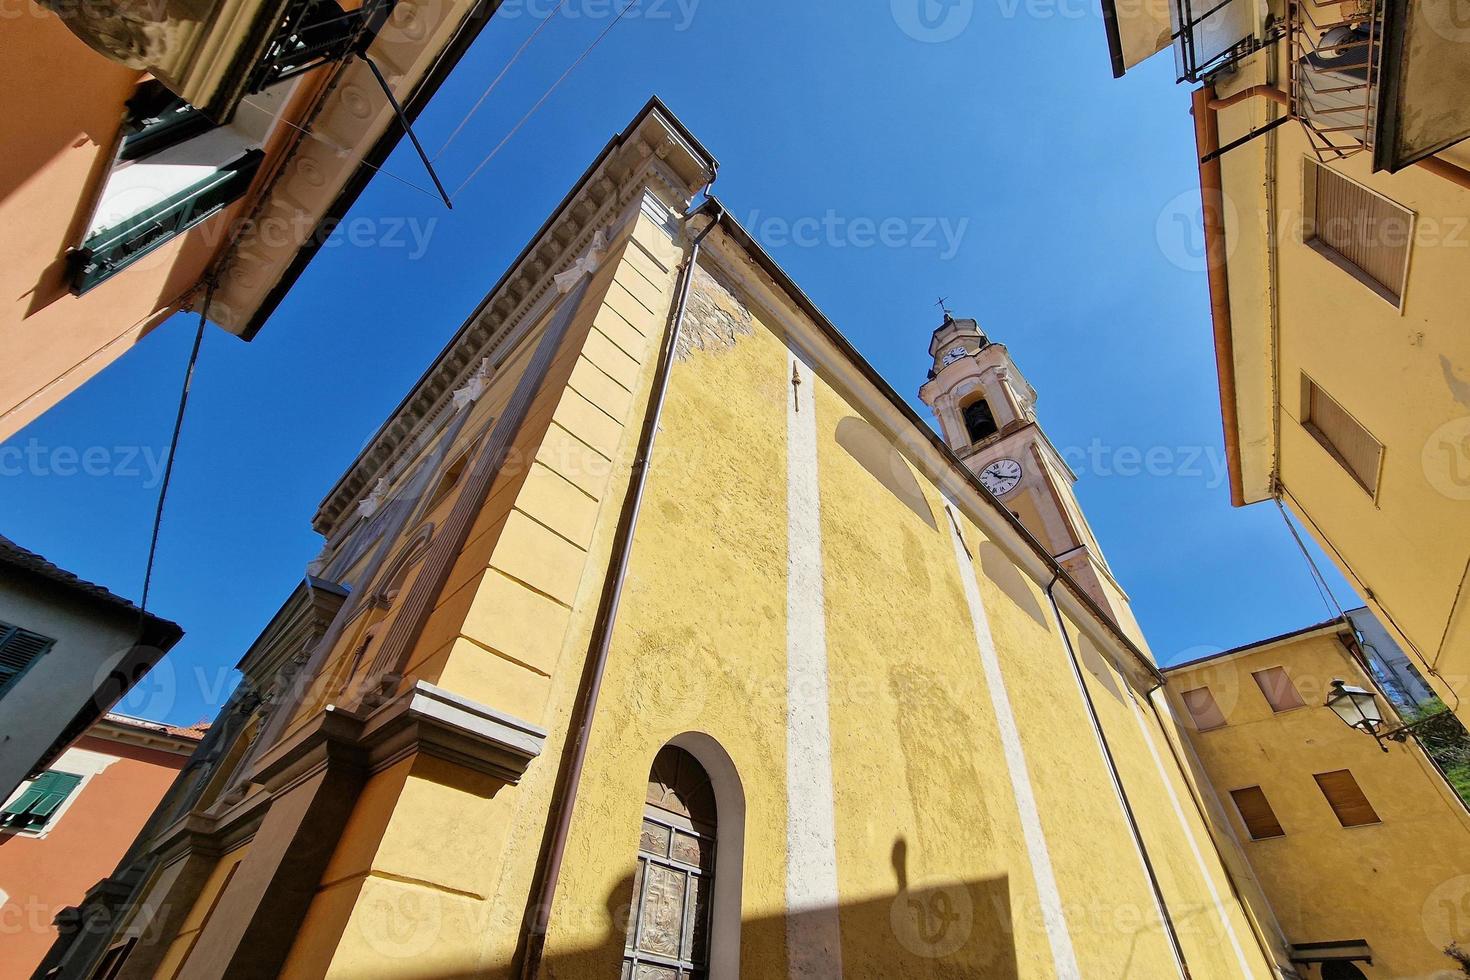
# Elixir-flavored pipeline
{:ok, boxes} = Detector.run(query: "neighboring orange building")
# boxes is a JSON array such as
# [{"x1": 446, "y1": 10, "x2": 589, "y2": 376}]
[
  {"x1": 1, "y1": 0, "x2": 501, "y2": 441},
  {"x1": 0, "y1": 714, "x2": 205, "y2": 980}
]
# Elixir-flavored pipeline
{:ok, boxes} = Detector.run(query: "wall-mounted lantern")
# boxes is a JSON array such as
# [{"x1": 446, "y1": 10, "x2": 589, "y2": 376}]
[{"x1": 1325, "y1": 679, "x2": 1440, "y2": 752}]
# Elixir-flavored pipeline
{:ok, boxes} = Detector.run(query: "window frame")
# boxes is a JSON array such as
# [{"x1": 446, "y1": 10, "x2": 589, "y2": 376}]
[
  {"x1": 1299, "y1": 373, "x2": 1385, "y2": 499},
  {"x1": 1313, "y1": 769, "x2": 1382, "y2": 828},
  {"x1": 0, "y1": 769, "x2": 84, "y2": 835},
  {"x1": 1229, "y1": 785, "x2": 1286, "y2": 841},
  {"x1": 1251, "y1": 666, "x2": 1306, "y2": 713},
  {"x1": 0, "y1": 621, "x2": 57, "y2": 700},
  {"x1": 1301, "y1": 156, "x2": 1416, "y2": 311},
  {"x1": 1181, "y1": 685, "x2": 1228, "y2": 731}
]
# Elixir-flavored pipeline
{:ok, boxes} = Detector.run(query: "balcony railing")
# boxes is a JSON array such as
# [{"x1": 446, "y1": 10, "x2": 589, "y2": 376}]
[
  {"x1": 247, "y1": 0, "x2": 397, "y2": 94},
  {"x1": 69, "y1": 151, "x2": 265, "y2": 295},
  {"x1": 1289, "y1": 0, "x2": 1382, "y2": 161},
  {"x1": 1171, "y1": 0, "x2": 1264, "y2": 83}
]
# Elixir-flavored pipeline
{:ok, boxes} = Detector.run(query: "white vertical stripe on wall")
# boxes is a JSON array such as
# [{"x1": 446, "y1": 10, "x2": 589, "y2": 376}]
[
  {"x1": 785, "y1": 353, "x2": 844, "y2": 979},
  {"x1": 1130, "y1": 702, "x2": 1259, "y2": 978},
  {"x1": 943, "y1": 500, "x2": 1081, "y2": 980}
]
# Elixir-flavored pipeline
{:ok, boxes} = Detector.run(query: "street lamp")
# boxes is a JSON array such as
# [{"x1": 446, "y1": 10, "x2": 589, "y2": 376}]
[{"x1": 1325, "y1": 678, "x2": 1439, "y2": 752}]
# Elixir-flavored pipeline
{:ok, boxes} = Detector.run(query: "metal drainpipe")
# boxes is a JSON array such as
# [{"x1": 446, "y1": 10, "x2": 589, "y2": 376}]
[
  {"x1": 518, "y1": 196, "x2": 724, "y2": 979},
  {"x1": 1141, "y1": 683, "x2": 1295, "y2": 975},
  {"x1": 1043, "y1": 574, "x2": 1193, "y2": 980}
]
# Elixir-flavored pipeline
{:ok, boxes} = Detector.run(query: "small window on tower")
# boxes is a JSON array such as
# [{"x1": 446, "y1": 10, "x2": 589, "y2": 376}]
[{"x1": 962, "y1": 398, "x2": 999, "y2": 444}]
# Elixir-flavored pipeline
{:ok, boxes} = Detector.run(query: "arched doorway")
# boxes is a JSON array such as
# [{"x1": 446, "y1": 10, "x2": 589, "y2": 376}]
[{"x1": 623, "y1": 746, "x2": 718, "y2": 979}]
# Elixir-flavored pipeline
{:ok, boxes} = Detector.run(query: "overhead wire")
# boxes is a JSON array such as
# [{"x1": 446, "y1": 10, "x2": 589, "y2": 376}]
[
  {"x1": 241, "y1": 97, "x2": 447, "y2": 204},
  {"x1": 138, "y1": 288, "x2": 210, "y2": 628},
  {"x1": 1275, "y1": 496, "x2": 1345, "y2": 621},
  {"x1": 433, "y1": 0, "x2": 570, "y2": 161},
  {"x1": 450, "y1": 0, "x2": 639, "y2": 200}
]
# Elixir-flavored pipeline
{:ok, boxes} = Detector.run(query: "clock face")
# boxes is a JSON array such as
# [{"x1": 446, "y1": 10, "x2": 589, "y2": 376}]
[
  {"x1": 942, "y1": 345, "x2": 968, "y2": 366},
  {"x1": 980, "y1": 458, "x2": 1023, "y2": 496}
]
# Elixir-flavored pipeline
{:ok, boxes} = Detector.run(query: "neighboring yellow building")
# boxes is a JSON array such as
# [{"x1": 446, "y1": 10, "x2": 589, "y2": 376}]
[
  {"x1": 1097, "y1": 0, "x2": 1470, "y2": 730},
  {"x1": 1166, "y1": 615, "x2": 1470, "y2": 978},
  {"x1": 67, "y1": 99, "x2": 1334, "y2": 979}
]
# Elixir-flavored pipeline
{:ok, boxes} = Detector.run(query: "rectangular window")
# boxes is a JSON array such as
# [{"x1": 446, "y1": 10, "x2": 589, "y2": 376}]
[
  {"x1": 1, "y1": 770, "x2": 82, "y2": 832},
  {"x1": 1182, "y1": 686, "x2": 1228, "y2": 731},
  {"x1": 70, "y1": 150, "x2": 264, "y2": 294},
  {"x1": 1230, "y1": 786, "x2": 1285, "y2": 840},
  {"x1": 1303, "y1": 158, "x2": 1414, "y2": 306},
  {"x1": 0, "y1": 621, "x2": 55, "y2": 698},
  {"x1": 1314, "y1": 770, "x2": 1381, "y2": 827},
  {"x1": 1252, "y1": 666, "x2": 1305, "y2": 712},
  {"x1": 1300, "y1": 375, "x2": 1384, "y2": 495}
]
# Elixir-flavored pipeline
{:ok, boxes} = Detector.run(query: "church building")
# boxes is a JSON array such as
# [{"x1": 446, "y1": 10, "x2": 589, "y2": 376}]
[{"x1": 54, "y1": 98, "x2": 1328, "y2": 980}]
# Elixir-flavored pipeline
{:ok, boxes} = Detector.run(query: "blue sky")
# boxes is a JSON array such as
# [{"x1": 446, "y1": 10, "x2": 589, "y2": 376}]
[{"x1": 1, "y1": 0, "x2": 1356, "y2": 724}]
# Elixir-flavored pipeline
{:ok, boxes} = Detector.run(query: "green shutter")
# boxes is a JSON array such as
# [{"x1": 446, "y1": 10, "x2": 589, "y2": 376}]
[
  {"x1": 0, "y1": 623, "x2": 54, "y2": 696},
  {"x1": 2, "y1": 771, "x2": 82, "y2": 829}
]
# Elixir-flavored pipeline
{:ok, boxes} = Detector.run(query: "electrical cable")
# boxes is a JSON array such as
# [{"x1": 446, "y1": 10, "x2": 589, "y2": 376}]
[
  {"x1": 450, "y1": 0, "x2": 638, "y2": 200},
  {"x1": 138, "y1": 289, "x2": 210, "y2": 625},
  {"x1": 1275, "y1": 496, "x2": 1344, "y2": 620},
  {"x1": 433, "y1": 0, "x2": 570, "y2": 160},
  {"x1": 241, "y1": 97, "x2": 447, "y2": 204}
]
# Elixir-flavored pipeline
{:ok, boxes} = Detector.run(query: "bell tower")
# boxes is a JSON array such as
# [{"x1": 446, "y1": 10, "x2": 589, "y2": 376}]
[{"x1": 918, "y1": 312, "x2": 1150, "y2": 654}]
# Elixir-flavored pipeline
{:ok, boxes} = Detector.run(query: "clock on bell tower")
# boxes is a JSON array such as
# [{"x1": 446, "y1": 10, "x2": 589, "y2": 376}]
[{"x1": 918, "y1": 311, "x2": 1150, "y2": 654}]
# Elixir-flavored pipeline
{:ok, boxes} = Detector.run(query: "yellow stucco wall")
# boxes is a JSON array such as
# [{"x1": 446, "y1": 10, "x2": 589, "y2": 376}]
[
  {"x1": 533, "y1": 245, "x2": 1277, "y2": 979},
  {"x1": 1212, "y1": 51, "x2": 1470, "y2": 727},
  {"x1": 1167, "y1": 627, "x2": 1470, "y2": 977}
]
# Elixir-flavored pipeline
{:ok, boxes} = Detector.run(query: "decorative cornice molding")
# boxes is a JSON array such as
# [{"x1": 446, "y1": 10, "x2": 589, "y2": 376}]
[
  {"x1": 309, "y1": 108, "x2": 709, "y2": 538},
  {"x1": 249, "y1": 681, "x2": 546, "y2": 795},
  {"x1": 360, "y1": 681, "x2": 547, "y2": 783}
]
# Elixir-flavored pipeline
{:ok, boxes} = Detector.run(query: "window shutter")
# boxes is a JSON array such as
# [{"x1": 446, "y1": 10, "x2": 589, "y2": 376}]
[
  {"x1": 1314, "y1": 770, "x2": 1380, "y2": 827},
  {"x1": 1230, "y1": 786, "x2": 1285, "y2": 839},
  {"x1": 1252, "y1": 667, "x2": 1305, "y2": 712},
  {"x1": 0, "y1": 623, "x2": 54, "y2": 695},
  {"x1": 2, "y1": 770, "x2": 82, "y2": 829},
  {"x1": 1182, "y1": 687, "x2": 1227, "y2": 731},
  {"x1": 1301, "y1": 376, "x2": 1383, "y2": 495},
  {"x1": 1305, "y1": 159, "x2": 1414, "y2": 305}
]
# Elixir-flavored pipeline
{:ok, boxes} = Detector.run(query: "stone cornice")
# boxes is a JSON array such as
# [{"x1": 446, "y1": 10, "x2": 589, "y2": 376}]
[
  {"x1": 251, "y1": 681, "x2": 547, "y2": 789},
  {"x1": 308, "y1": 103, "x2": 712, "y2": 538}
]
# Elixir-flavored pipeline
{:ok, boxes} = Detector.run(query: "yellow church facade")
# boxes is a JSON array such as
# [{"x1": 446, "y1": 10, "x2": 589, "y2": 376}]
[{"x1": 70, "y1": 100, "x2": 1338, "y2": 980}]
